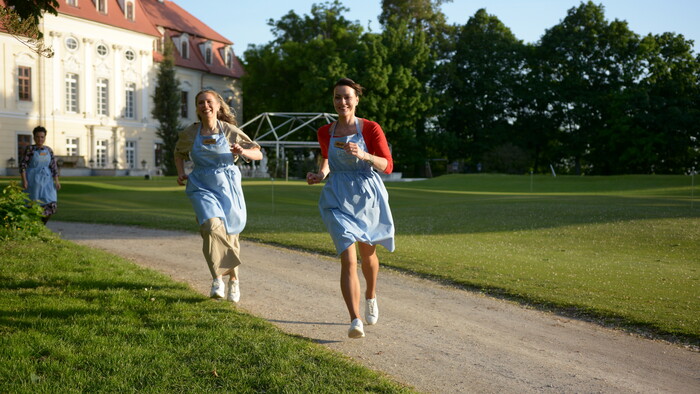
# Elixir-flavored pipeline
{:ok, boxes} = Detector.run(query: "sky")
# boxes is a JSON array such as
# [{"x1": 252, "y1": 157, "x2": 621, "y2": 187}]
[{"x1": 171, "y1": 0, "x2": 700, "y2": 59}]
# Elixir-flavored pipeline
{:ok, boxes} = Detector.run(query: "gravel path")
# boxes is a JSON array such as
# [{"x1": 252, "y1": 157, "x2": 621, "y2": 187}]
[{"x1": 48, "y1": 221, "x2": 699, "y2": 393}]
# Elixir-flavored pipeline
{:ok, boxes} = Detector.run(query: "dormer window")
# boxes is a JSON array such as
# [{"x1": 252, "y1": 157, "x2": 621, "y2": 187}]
[
  {"x1": 199, "y1": 41, "x2": 214, "y2": 64},
  {"x1": 179, "y1": 35, "x2": 189, "y2": 59},
  {"x1": 225, "y1": 48, "x2": 233, "y2": 68},
  {"x1": 201, "y1": 40, "x2": 213, "y2": 65},
  {"x1": 126, "y1": 1, "x2": 134, "y2": 21},
  {"x1": 96, "y1": 0, "x2": 107, "y2": 14}
]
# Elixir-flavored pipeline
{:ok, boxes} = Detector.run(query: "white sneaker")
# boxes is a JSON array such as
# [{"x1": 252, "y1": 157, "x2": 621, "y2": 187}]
[
  {"x1": 348, "y1": 318, "x2": 365, "y2": 338},
  {"x1": 210, "y1": 278, "x2": 225, "y2": 299},
  {"x1": 227, "y1": 279, "x2": 240, "y2": 303},
  {"x1": 365, "y1": 298, "x2": 378, "y2": 325}
]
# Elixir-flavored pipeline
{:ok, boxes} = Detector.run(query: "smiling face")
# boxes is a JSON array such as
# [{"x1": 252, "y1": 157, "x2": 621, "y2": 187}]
[
  {"x1": 196, "y1": 91, "x2": 221, "y2": 121},
  {"x1": 333, "y1": 85, "x2": 359, "y2": 118}
]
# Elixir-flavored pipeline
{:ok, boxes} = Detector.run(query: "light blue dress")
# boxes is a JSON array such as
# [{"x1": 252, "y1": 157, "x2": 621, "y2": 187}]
[
  {"x1": 25, "y1": 146, "x2": 57, "y2": 206},
  {"x1": 186, "y1": 121, "x2": 246, "y2": 234},
  {"x1": 319, "y1": 120, "x2": 395, "y2": 255}
]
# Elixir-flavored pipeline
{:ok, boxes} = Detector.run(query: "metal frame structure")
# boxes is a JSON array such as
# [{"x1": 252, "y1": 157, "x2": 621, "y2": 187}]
[{"x1": 238, "y1": 112, "x2": 337, "y2": 161}]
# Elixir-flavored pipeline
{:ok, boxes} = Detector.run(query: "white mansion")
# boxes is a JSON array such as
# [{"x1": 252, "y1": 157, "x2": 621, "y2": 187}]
[{"x1": 1, "y1": 0, "x2": 244, "y2": 175}]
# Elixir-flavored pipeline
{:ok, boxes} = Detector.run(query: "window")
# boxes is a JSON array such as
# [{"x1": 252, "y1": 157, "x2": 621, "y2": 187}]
[
  {"x1": 124, "y1": 82, "x2": 135, "y2": 118},
  {"x1": 18, "y1": 66, "x2": 31, "y2": 101},
  {"x1": 96, "y1": 140, "x2": 107, "y2": 168},
  {"x1": 66, "y1": 138, "x2": 79, "y2": 156},
  {"x1": 226, "y1": 50, "x2": 233, "y2": 69},
  {"x1": 17, "y1": 134, "x2": 32, "y2": 162},
  {"x1": 65, "y1": 73, "x2": 79, "y2": 113},
  {"x1": 154, "y1": 38, "x2": 163, "y2": 53},
  {"x1": 125, "y1": 141, "x2": 136, "y2": 169},
  {"x1": 154, "y1": 143, "x2": 164, "y2": 168},
  {"x1": 67, "y1": 0, "x2": 77, "y2": 6},
  {"x1": 96, "y1": 0, "x2": 107, "y2": 14},
  {"x1": 180, "y1": 39, "x2": 189, "y2": 59},
  {"x1": 180, "y1": 91, "x2": 188, "y2": 118},
  {"x1": 96, "y1": 78, "x2": 109, "y2": 116},
  {"x1": 125, "y1": 49, "x2": 135, "y2": 61},
  {"x1": 96, "y1": 44, "x2": 108, "y2": 57},
  {"x1": 205, "y1": 47, "x2": 212, "y2": 64},
  {"x1": 126, "y1": 1, "x2": 134, "y2": 21},
  {"x1": 66, "y1": 37, "x2": 78, "y2": 51}
]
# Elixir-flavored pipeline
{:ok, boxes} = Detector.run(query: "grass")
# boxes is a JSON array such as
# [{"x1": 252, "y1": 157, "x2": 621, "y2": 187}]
[
  {"x1": 1, "y1": 174, "x2": 698, "y2": 345},
  {"x1": 0, "y1": 230, "x2": 412, "y2": 392}
]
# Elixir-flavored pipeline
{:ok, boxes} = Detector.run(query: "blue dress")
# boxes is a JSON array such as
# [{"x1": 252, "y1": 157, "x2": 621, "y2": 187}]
[
  {"x1": 319, "y1": 119, "x2": 395, "y2": 255},
  {"x1": 186, "y1": 121, "x2": 247, "y2": 235},
  {"x1": 25, "y1": 146, "x2": 57, "y2": 207}
]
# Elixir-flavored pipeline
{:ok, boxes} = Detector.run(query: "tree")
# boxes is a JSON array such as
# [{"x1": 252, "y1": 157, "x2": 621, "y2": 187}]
[
  {"x1": 435, "y1": 9, "x2": 524, "y2": 171},
  {"x1": 538, "y1": 1, "x2": 640, "y2": 174},
  {"x1": 630, "y1": 32, "x2": 700, "y2": 173},
  {"x1": 0, "y1": 0, "x2": 59, "y2": 57},
  {"x1": 242, "y1": 1, "x2": 364, "y2": 123},
  {"x1": 151, "y1": 40, "x2": 181, "y2": 176},
  {"x1": 375, "y1": 0, "x2": 449, "y2": 175}
]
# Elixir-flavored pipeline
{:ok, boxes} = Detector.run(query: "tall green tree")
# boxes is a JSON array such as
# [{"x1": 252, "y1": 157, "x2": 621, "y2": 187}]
[
  {"x1": 151, "y1": 40, "x2": 181, "y2": 176},
  {"x1": 631, "y1": 33, "x2": 700, "y2": 173},
  {"x1": 435, "y1": 9, "x2": 524, "y2": 172},
  {"x1": 242, "y1": 1, "x2": 364, "y2": 123},
  {"x1": 538, "y1": 1, "x2": 640, "y2": 174},
  {"x1": 374, "y1": 0, "x2": 448, "y2": 175}
]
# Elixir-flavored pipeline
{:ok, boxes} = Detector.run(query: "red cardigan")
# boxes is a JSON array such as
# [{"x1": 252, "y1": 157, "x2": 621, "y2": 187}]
[{"x1": 317, "y1": 119, "x2": 393, "y2": 174}]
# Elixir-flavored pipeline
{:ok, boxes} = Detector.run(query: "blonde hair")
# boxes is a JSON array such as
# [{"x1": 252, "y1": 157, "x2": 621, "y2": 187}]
[{"x1": 195, "y1": 89, "x2": 236, "y2": 125}]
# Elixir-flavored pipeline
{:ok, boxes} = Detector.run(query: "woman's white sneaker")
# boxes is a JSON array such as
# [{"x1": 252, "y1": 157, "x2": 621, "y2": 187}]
[
  {"x1": 365, "y1": 298, "x2": 378, "y2": 325},
  {"x1": 227, "y1": 279, "x2": 240, "y2": 303},
  {"x1": 348, "y1": 318, "x2": 365, "y2": 338},
  {"x1": 210, "y1": 278, "x2": 225, "y2": 299}
]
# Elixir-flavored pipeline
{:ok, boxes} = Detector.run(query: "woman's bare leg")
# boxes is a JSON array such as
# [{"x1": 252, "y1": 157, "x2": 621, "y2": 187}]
[
  {"x1": 358, "y1": 243, "x2": 379, "y2": 299},
  {"x1": 340, "y1": 244, "x2": 361, "y2": 321}
]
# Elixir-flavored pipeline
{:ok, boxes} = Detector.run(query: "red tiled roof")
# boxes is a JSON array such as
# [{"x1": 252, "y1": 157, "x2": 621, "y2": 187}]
[
  {"x1": 140, "y1": 0, "x2": 230, "y2": 44},
  {"x1": 164, "y1": 29, "x2": 244, "y2": 78},
  {"x1": 0, "y1": 0, "x2": 243, "y2": 78},
  {"x1": 142, "y1": 1, "x2": 243, "y2": 78},
  {"x1": 57, "y1": 0, "x2": 161, "y2": 37}
]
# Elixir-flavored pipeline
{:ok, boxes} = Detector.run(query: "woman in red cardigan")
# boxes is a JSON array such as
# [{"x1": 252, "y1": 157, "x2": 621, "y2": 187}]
[{"x1": 307, "y1": 78, "x2": 395, "y2": 339}]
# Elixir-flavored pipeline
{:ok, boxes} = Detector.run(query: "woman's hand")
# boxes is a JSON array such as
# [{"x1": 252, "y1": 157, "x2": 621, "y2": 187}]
[
  {"x1": 343, "y1": 142, "x2": 367, "y2": 160},
  {"x1": 230, "y1": 143, "x2": 244, "y2": 156},
  {"x1": 306, "y1": 172, "x2": 325, "y2": 185},
  {"x1": 177, "y1": 174, "x2": 188, "y2": 186}
]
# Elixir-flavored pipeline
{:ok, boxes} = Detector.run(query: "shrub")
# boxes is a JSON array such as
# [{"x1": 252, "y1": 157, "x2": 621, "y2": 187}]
[{"x1": 0, "y1": 182, "x2": 46, "y2": 240}]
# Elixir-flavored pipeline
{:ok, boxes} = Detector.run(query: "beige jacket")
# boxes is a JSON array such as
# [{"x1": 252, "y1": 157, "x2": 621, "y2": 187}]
[{"x1": 174, "y1": 121, "x2": 260, "y2": 162}]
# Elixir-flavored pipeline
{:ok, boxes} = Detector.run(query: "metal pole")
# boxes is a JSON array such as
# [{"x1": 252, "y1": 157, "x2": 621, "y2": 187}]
[
  {"x1": 271, "y1": 177, "x2": 275, "y2": 214},
  {"x1": 692, "y1": 170, "x2": 695, "y2": 210}
]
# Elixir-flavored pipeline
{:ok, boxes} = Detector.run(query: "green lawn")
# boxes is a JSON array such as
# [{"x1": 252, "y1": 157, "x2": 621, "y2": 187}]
[
  {"x1": 0, "y1": 233, "x2": 411, "y2": 392},
  {"x1": 2, "y1": 174, "x2": 698, "y2": 343}
]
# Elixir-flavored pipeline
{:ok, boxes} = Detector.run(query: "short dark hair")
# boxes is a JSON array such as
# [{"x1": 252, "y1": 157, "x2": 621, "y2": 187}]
[
  {"x1": 32, "y1": 126, "x2": 47, "y2": 137},
  {"x1": 334, "y1": 78, "x2": 364, "y2": 97}
]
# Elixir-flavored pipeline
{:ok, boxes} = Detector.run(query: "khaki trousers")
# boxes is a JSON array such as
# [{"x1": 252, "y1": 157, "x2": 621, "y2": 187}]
[{"x1": 200, "y1": 218, "x2": 242, "y2": 278}]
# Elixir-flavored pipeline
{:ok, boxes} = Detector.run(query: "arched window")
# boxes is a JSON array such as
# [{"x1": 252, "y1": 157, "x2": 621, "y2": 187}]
[
  {"x1": 180, "y1": 38, "x2": 189, "y2": 59},
  {"x1": 226, "y1": 49, "x2": 233, "y2": 68},
  {"x1": 126, "y1": 2, "x2": 134, "y2": 21}
]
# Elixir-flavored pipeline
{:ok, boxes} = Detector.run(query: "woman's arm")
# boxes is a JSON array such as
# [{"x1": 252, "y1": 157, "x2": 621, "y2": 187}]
[
  {"x1": 232, "y1": 144, "x2": 263, "y2": 161},
  {"x1": 175, "y1": 156, "x2": 188, "y2": 186},
  {"x1": 19, "y1": 146, "x2": 31, "y2": 189},
  {"x1": 306, "y1": 158, "x2": 329, "y2": 185}
]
